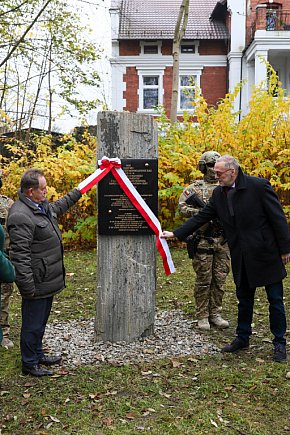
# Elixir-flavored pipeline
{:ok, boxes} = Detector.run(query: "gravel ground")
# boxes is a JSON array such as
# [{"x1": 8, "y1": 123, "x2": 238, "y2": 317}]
[{"x1": 44, "y1": 310, "x2": 220, "y2": 368}]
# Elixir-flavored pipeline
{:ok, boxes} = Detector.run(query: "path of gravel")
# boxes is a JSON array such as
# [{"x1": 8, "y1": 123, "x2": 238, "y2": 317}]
[{"x1": 44, "y1": 310, "x2": 220, "y2": 368}]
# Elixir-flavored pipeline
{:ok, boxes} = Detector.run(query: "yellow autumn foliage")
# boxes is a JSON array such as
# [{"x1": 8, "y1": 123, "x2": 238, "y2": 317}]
[
  {"x1": 0, "y1": 130, "x2": 97, "y2": 248},
  {"x1": 0, "y1": 68, "x2": 289, "y2": 246},
  {"x1": 158, "y1": 70, "x2": 290, "y2": 229}
]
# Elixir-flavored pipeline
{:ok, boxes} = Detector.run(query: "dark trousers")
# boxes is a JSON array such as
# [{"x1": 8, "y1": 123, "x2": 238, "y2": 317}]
[
  {"x1": 236, "y1": 267, "x2": 286, "y2": 345},
  {"x1": 21, "y1": 296, "x2": 53, "y2": 367}
]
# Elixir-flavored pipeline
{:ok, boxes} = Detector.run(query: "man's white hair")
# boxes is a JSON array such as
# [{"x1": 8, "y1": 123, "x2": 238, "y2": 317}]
[{"x1": 217, "y1": 154, "x2": 240, "y2": 170}]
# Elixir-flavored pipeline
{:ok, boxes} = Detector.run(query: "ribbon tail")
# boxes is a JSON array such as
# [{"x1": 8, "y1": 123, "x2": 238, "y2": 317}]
[
  {"x1": 78, "y1": 167, "x2": 111, "y2": 194},
  {"x1": 111, "y1": 167, "x2": 176, "y2": 275}
]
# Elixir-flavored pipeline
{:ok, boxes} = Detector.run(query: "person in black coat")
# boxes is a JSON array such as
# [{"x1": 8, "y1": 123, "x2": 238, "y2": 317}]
[{"x1": 162, "y1": 154, "x2": 290, "y2": 362}]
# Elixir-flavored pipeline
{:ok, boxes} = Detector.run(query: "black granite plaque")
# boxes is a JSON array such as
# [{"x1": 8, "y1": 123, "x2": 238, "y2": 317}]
[{"x1": 98, "y1": 159, "x2": 158, "y2": 235}]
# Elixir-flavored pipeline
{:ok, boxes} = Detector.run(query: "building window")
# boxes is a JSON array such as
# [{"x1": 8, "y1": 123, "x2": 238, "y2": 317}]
[
  {"x1": 179, "y1": 75, "x2": 196, "y2": 110},
  {"x1": 181, "y1": 44, "x2": 196, "y2": 54},
  {"x1": 137, "y1": 69, "x2": 164, "y2": 112},
  {"x1": 143, "y1": 76, "x2": 159, "y2": 109},
  {"x1": 140, "y1": 41, "x2": 161, "y2": 55},
  {"x1": 144, "y1": 45, "x2": 158, "y2": 54}
]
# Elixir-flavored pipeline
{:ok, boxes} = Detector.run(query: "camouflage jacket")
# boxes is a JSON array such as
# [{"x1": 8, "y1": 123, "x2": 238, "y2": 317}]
[
  {"x1": 178, "y1": 180, "x2": 221, "y2": 236},
  {"x1": 0, "y1": 194, "x2": 14, "y2": 250}
]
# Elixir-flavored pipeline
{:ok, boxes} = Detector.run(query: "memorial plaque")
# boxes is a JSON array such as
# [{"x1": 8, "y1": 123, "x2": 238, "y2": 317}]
[{"x1": 98, "y1": 159, "x2": 158, "y2": 235}]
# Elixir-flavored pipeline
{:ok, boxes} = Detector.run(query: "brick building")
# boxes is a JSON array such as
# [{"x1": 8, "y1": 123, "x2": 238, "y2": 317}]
[{"x1": 110, "y1": 0, "x2": 290, "y2": 117}]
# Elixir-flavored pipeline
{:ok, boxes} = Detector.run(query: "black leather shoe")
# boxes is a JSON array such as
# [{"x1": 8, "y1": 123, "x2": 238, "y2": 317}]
[
  {"x1": 39, "y1": 355, "x2": 62, "y2": 366},
  {"x1": 221, "y1": 337, "x2": 249, "y2": 353},
  {"x1": 22, "y1": 364, "x2": 53, "y2": 377},
  {"x1": 273, "y1": 343, "x2": 287, "y2": 363}
]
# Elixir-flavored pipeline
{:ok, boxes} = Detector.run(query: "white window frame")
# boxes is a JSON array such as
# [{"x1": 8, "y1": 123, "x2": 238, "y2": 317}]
[
  {"x1": 140, "y1": 41, "x2": 162, "y2": 56},
  {"x1": 178, "y1": 71, "x2": 201, "y2": 112},
  {"x1": 180, "y1": 40, "x2": 199, "y2": 55},
  {"x1": 137, "y1": 69, "x2": 164, "y2": 112}
]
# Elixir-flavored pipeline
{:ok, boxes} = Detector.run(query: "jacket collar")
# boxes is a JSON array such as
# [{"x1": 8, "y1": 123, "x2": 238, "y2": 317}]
[
  {"x1": 234, "y1": 167, "x2": 247, "y2": 190},
  {"x1": 218, "y1": 167, "x2": 247, "y2": 194},
  {"x1": 18, "y1": 189, "x2": 48, "y2": 213}
]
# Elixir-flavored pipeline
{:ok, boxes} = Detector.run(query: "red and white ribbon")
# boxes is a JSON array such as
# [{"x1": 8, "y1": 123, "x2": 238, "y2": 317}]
[{"x1": 78, "y1": 156, "x2": 175, "y2": 275}]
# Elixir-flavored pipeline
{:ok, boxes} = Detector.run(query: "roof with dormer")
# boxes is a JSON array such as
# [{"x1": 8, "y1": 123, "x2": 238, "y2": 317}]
[{"x1": 117, "y1": 0, "x2": 229, "y2": 40}]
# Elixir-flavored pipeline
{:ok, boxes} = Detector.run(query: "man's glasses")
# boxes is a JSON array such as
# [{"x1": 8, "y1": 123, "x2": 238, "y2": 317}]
[
  {"x1": 206, "y1": 162, "x2": 215, "y2": 168},
  {"x1": 214, "y1": 168, "x2": 233, "y2": 177}
]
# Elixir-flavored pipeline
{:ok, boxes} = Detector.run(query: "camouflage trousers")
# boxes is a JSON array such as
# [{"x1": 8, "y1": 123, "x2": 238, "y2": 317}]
[
  {"x1": 0, "y1": 282, "x2": 14, "y2": 337},
  {"x1": 192, "y1": 237, "x2": 230, "y2": 320}
]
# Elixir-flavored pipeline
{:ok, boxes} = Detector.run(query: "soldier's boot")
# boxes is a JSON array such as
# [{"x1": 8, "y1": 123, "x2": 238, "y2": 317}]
[
  {"x1": 197, "y1": 318, "x2": 210, "y2": 331},
  {"x1": 1, "y1": 336, "x2": 14, "y2": 348},
  {"x1": 209, "y1": 314, "x2": 229, "y2": 329}
]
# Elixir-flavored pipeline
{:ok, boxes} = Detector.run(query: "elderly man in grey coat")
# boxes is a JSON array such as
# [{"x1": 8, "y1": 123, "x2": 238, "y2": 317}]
[
  {"x1": 8, "y1": 168, "x2": 82, "y2": 376},
  {"x1": 162, "y1": 155, "x2": 290, "y2": 363}
]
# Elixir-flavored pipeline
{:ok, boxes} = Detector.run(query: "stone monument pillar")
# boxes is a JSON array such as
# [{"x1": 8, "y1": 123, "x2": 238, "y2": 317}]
[{"x1": 95, "y1": 111, "x2": 158, "y2": 342}]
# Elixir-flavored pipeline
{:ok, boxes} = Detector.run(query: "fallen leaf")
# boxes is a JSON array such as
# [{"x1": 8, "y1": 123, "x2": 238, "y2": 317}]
[
  {"x1": 89, "y1": 393, "x2": 102, "y2": 401},
  {"x1": 141, "y1": 371, "x2": 152, "y2": 376},
  {"x1": 210, "y1": 418, "x2": 218, "y2": 428},
  {"x1": 105, "y1": 390, "x2": 117, "y2": 396},
  {"x1": 103, "y1": 417, "x2": 113, "y2": 427},
  {"x1": 170, "y1": 359, "x2": 183, "y2": 368},
  {"x1": 49, "y1": 416, "x2": 60, "y2": 423},
  {"x1": 249, "y1": 385, "x2": 257, "y2": 391},
  {"x1": 159, "y1": 390, "x2": 171, "y2": 398},
  {"x1": 187, "y1": 357, "x2": 199, "y2": 363}
]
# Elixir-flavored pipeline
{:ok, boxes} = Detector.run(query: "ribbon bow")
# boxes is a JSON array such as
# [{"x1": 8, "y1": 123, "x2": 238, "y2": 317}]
[
  {"x1": 78, "y1": 156, "x2": 175, "y2": 275},
  {"x1": 99, "y1": 157, "x2": 121, "y2": 170}
]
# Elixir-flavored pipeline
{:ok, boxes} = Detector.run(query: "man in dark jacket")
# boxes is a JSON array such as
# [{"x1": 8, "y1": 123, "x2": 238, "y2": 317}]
[
  {"x1": 8, "y1": 168, "x2": 82, "y2": 376},
  {"x1": 162, "y1": 155, "x2": 290, "y2": 362}
]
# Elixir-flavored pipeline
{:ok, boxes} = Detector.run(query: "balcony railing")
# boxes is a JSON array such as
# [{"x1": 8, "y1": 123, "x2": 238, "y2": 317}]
[
  {"x1": 266, "y1": 10, "x2": 290, "y2": 31},
  {"x1": 252, "y1": 9, "x2": 290, "y2": 35}
]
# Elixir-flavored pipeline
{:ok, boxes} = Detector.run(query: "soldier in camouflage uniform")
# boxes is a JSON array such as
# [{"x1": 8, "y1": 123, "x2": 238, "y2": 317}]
[
  {"x1": 178, "y1": 151, "x2": 230, "y2": 331},
  {"x1": 0, "y1": 172, "x2": 14, "y2": 348}
]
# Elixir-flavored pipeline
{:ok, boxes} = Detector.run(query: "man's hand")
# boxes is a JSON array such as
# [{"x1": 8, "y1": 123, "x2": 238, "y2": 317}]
[
  {"x1": 161, "y1": 231, "x2": 175, "y2": 238},
  {"x1": 281, "y1": 253, "x2": 290, "y2": 265}
]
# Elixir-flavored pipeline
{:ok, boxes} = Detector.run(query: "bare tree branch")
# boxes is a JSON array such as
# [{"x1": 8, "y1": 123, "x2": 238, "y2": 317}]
[
  {"x1": 0, "y1": 0, "x2": 53, "y2": 68},
  {"x1": 0, "y1": 0, "x2": 31, "y2": 18}
]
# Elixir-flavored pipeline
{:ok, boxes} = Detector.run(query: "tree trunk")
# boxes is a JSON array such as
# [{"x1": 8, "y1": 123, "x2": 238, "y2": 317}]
[{"x1": 170, "y1": 0, "x2": 189, "y2": 123}]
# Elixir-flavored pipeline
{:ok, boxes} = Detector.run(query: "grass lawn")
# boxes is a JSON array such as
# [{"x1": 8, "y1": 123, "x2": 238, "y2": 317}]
[{"x1": 0, "y1": 248, "x2": 289, "y2": 434}]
